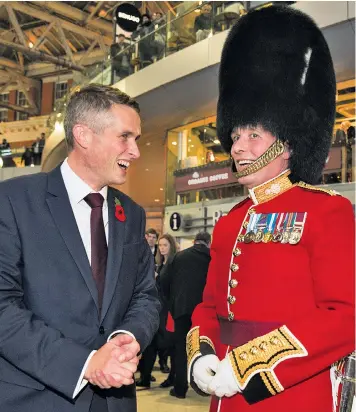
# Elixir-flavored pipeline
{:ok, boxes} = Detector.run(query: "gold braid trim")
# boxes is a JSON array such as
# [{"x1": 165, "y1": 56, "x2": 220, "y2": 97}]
[
  {"x1": 265, "y1": 371, "x2": 284, "y2": 393},
  {"x1": 228, "y1": 325, "x2": 307, "y2": 389},
  {"x1": 297, "y1": 182, "x2": 339, "y2": 196},
  {"x1": 234, "y1": 139, "x2": 285, "y2": 178},
  {"x1": 261, "y1": 371, "x2": 276, "y2": 396},
  {"x1": 186, "y1": 327, "x2": 201, "y2": 366},
  {"x1": 200, "y1": 336, "x2": 215, "y2": 352}
]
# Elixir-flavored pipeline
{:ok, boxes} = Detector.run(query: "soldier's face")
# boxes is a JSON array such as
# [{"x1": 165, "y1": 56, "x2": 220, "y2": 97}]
[{"x1": 231, "y1": 125, "x2": 290, "y2": 189}]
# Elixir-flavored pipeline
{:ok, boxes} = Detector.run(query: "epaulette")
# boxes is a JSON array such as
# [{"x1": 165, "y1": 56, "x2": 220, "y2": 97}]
[
  {"x1": 297, "y1": 182, "x2": 340, "y2": 196},
  {"x1": 229, "y1": 197, "x2": 250, "y2": 213}
]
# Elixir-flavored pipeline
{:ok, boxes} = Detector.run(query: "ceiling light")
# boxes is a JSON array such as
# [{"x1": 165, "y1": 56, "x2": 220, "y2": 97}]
[
  {"x1": 191, "y1": 144, "x2": 195, "y2": 147},
  {"x1": 28, "y1": 42, "x2": 34, "y2": 48},
  {"x1": 145, "y1": 168, "x2": 149, "y2": 171},
  {"x1": 54, "y1": 121, "x2": 63, "y2": 131},
  {"x1": 213, "y1": 139, "x2": 220, "y2": 144},
  {"x1": 188, "y1": 139, "x2": 191, "y2": 142},
  {"x1": 146, "y1": 142, "x2": 151, "y2": 146},
  {"x1": 154, "y1": 199, "x2": 160, "y2": 202},
  {"x1": 172, "y1": 141, "x2": 177, "y2": 145},
  {"x1": 160, "y1": 188, "x2": 163, "y2": 191},
  {"x1": 204, "y1": 128, "x2": 206, "y2": 132}
]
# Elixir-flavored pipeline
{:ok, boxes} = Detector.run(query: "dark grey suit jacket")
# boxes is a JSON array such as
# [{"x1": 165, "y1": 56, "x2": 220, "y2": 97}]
[{"x1": 0, "y1": 165, "x2": 160, "y2": 412}]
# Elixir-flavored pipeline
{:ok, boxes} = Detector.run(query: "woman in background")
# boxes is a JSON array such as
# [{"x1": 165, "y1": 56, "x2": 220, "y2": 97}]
[{"x1": 136, "y1": 234, "x2": 177, "y2": 388}]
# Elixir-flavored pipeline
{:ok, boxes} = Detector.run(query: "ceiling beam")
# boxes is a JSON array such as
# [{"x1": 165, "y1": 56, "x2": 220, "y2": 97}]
[
  {"x1": 84, "y1": 2, "x2": 105, "y2": 25},
  {"x1": 0, "y1": 38, "x2": 85, "y2": 71},
  {"x1": 54, "y1": 19, "x2": 74, "y2": 62},
  {"x1": 33, "y1": 21, "x2": 55, "y2": 50},
  {"x1": 0, "y1": 56, "x2": 22, "y2": 71},
  {"x1": 0, "y1": 69, "x2": 40, "y2": 87},
  {"x1": 16, "y1": 78, "x2": 38, "y2": 113},
  {"x1": 8, "y1": 2, "x2": 112, "y2": 45},
  {"x1": 36, "y1": 1, "x2": 112, "y2": 34},
  {"x1": 77, "y1": 39, "x2": 98, "y2": 64},
  {"x1": 0, "y1": 100, "x2": 38, "y2": 115},
  {"x1": 5, "y1": 4, "x2": 28, "y2": 46}
]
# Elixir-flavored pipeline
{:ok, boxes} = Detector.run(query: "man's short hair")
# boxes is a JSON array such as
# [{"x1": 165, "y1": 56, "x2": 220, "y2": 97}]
[
  {"x1": 194, "y1": 232, "x2": 211, "y2": 245},
  {"x1": 146, "y1": 228, "x2": 158, "y2": 238},
  {"x1": 64, "y1": 84, "x2": 140, "y2": 151}
]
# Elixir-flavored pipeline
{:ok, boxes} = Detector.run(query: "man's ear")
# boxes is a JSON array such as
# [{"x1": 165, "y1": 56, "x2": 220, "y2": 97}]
[{"x1": 72, "y1": 124, "x2": 91, "y2": 149}]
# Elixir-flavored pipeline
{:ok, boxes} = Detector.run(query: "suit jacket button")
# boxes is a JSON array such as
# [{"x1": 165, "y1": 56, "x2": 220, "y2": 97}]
[{"x1": 99, "y1": 326, "x2": 105, "y2": 335}]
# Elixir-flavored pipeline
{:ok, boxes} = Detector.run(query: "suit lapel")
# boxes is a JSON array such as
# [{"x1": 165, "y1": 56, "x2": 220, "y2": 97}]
[
  {"x1": 100, "y1": 188, "x2": 125, "y2": 321},
  {"x1": 46, "y1": 166, "x2": 99, "y2": 313}
]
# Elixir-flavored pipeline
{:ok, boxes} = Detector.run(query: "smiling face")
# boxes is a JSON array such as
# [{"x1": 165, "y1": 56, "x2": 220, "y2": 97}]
[
  {"x1": 231, "y1": 125, "x2": 290, "y2": 189},
  {"x1": 71, "y1": 103, "x2": 141, "y2": 190}
]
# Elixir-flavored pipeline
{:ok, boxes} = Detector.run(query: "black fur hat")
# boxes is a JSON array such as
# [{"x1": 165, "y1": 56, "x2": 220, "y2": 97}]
[{"x1": 217, "y1": 6, "x2": 336, "y2": 184}]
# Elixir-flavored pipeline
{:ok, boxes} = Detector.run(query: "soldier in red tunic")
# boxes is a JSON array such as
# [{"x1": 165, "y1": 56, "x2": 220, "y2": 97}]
[{"x1": 187, "y1": 5, "x2": 355, "y2": 412}]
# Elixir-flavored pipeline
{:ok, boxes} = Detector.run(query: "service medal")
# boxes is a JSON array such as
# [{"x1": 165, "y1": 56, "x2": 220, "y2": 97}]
[
  {"x1": 289, "y1": 229, "x2": 302, "y2": 245},
  {"x1": 254, "y1": 230, "x2": 264, "y2": 243},
  {"x1": 281, "y1": 231, "x2": 290, "y2": 244},
  {"x1": 272, "y1": 232, "x2": 282, "y2": 242},
  {"x1": 244, "y1": 231, "x2": 255, "y2": 243},
  {"x1": 262, "y1": 232, "x2": 273, "y2": 243}
]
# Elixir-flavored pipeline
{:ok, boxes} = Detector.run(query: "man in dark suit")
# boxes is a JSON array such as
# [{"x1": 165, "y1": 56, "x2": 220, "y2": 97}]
[
  {"x1": 145, "y1": 228, "x2": 159, "y2": 260},
  {"x1": 0, "y1": 84, "x2": 160, "y2": 412},
  {"x1": 160, "y1": 232, "x2": 211, "y2": 398}
]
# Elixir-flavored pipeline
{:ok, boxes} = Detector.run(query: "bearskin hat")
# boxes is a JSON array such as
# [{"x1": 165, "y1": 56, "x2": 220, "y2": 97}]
[{"x1": 217, "y1": 5, "x2": 336, "y2": 184}]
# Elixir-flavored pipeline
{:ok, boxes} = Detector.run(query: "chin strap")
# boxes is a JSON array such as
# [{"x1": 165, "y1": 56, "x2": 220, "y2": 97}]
[{"x1": 232, "y1": 139, "x2": 285, "y2": 178}]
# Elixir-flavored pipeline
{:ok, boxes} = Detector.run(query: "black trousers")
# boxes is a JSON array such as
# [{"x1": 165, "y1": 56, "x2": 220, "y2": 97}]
[
  {"x1": 140, "y1": 334, "x2": 175, "y2": 383},
  {"x1": 173, "y1": 315, "x2": 192, "y2": 396},
  {"x1": 90, "y1": 391, "x2": 108, "y2": 412}
]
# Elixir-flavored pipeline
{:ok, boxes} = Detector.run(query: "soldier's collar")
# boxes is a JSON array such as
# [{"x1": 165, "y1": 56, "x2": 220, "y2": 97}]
[{"x1": 248, "y1": 169, "x2": 293, "y2": 205}]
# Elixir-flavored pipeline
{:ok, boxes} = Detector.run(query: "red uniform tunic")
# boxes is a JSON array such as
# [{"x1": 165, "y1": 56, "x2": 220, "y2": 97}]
[{"x1": 187, "y1": 171, "x2": 355, "y2": 412}]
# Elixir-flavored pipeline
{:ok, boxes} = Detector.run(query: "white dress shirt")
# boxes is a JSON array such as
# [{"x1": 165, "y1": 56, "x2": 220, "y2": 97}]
[
  {"x1": 61, "y1": 158, "x2": 109, "y2": 261},
  {"x1": 60, "y1": 159, "x2": 134, "y2": 398}
]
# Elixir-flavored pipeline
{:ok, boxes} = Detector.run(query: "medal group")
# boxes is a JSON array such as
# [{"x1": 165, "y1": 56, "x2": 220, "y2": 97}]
[{"x1": 237, "y1": 211, "x2": 307, "y2": 245}]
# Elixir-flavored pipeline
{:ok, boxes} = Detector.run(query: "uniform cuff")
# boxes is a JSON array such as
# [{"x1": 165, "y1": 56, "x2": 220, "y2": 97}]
[
  {"x1": 228, "y1": 325, "x2": 307, "y2": 404},
  {"x1": 186, "y1": 326, "x2": 216, "y2": 394}
]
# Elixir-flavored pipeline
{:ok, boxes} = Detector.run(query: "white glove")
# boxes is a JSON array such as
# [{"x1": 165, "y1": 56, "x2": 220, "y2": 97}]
[
  {"x1": 192, "y1": 354, "x2": 220, "y2": 395},
  {"x1": 207, "y1": 356, "x2": 241, "y2": 398}
]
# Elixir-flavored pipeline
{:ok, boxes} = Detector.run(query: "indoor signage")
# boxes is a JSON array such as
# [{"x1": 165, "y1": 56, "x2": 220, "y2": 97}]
[
  {"x1": 169, "y1": 212, "x2": 182, "y2": 231},
  {"x1": 115, "y1": 3, "x2": 141, "y2": 32},
  {"x1": 175, "y1": 166, "x2": 237, "y2": 193}
]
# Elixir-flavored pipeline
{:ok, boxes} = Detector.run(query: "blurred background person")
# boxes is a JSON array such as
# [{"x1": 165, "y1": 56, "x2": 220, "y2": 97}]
[
  {"x1": 111, "y1": 34, "x2": 133, "y2": 81},
  {"x1": 32, "y1": 135, "x2": 45, "y2": 165},
  {"x1": 137, "y1": 233, "x2": 177, "y2": 388},
  {"x1": 160, "y1": 232, "x2": 211, "y2": 399},
  {"x1": 21, "y1": 147, "x2": 33, "y2": 166},
  {"x1": 145, "y1": 228, "x2": 159, "y2": 261},
  {"x1": 194, "y1": 3, "x2": 213, "y2": 42}
]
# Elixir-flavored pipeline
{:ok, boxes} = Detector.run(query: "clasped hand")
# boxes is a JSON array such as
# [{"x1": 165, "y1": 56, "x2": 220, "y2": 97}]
[
  {"x1": 84, "y1": 334, "x2": 140, "y2": 389},
  {"x1": 193, "y1": 355, "x2": 241, "y2": 398}
]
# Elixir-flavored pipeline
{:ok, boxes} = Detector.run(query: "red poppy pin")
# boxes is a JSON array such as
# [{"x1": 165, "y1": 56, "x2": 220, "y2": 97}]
[{"x1": 114, "y1": 197, "x2": 126, "y2": 222}]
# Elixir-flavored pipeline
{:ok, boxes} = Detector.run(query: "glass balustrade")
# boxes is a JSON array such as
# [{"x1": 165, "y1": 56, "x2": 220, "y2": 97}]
[{"x1": 48, "y1": 2, "x2": 250, "y2": 133}]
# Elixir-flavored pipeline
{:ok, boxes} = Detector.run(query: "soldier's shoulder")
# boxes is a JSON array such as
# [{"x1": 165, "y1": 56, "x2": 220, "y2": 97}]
[
  {"x1": 229, "y1": 196, "x2": 250, "y2": 214},
  {"x1": 296, "y1": 182, "x2": 340, "y2": 197}
]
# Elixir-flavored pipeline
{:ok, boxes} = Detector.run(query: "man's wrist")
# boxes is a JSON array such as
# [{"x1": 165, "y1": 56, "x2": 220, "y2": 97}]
[{"x1": 107, "y1": 329, "x2": 136, "y2": 342}]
